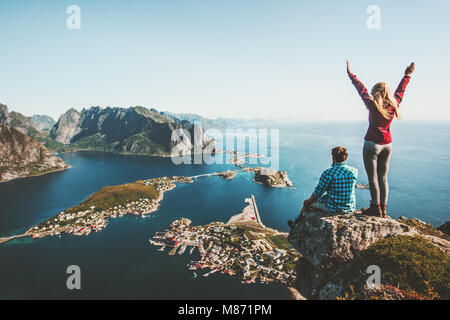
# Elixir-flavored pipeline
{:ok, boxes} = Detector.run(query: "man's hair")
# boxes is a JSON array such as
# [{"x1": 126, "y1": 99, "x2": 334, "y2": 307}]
[{"x1": 332, "y1": 146, "x2": 348, "y2": 163}]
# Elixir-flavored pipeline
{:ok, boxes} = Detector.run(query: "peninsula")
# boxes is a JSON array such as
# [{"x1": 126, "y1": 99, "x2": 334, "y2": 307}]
[
  {"x1": 0, "y1": 176, "x2": 191, "y2": 244},
  {"x1": 149, "y1": 196, "x2": 300, "y2": 286}
]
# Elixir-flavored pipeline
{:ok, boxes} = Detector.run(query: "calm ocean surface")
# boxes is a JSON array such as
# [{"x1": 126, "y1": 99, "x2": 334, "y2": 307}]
[{"x1": 0, "y1": 121, "x2": 449, "y2": 299}]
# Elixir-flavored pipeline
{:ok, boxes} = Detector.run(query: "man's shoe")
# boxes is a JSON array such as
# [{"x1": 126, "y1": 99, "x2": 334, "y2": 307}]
[{"x1": 361, "y1": 202, "x2": 382, "y2": 217}]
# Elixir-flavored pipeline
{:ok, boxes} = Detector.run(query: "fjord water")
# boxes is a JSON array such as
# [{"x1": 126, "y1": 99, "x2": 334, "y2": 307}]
[{"x1": 0, "y1": 121, "x2": 449, "y2": 299}]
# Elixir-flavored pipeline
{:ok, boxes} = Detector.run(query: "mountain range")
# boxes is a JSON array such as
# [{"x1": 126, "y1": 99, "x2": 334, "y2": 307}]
[
  {"x1": 0, "y1": 103, "x2": 222, "y2": 182},
  {"x1": 48, "y1": 106, "x2": 215, "y2": 156},
  {"x1": 0, "y1": 102, "x2": 279, "y2": 182},
  {"x1": 0, "y1": 104, "x2": 45, "y2": 140},
  {"x1": 161, "y1": 111, "x2": 281, "y2": 130}
]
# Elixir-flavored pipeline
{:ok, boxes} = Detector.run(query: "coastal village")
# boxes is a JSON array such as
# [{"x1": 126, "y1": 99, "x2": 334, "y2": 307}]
[
  {"x1": 149, "y1": 197, "x2": 301, "y2": 286},
  {"x1": 24, "y1": 176, "x2": 193, "y2": 240},
  {"x1": 2, "y1": 157, "x2": 301, "y2": 286},
  {"x1": 0, "y1": 153, "x2": 294, "y2": 244}
]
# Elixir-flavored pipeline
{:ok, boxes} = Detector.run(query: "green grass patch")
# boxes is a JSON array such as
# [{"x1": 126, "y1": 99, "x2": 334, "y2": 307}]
[
  {"x1": 268, "y1": 235, "x2": 292, "y2": 249},
  {"x1": 343, "y1": 235, "x2": 450, "y2": 299},
  {"x1": 65, "y1": 181, "x2": 159, "y2": 213}
]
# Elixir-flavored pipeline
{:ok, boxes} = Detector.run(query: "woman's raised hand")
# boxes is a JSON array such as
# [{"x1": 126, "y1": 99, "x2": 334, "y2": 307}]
[
  {"x1": 346, "y1": 60, "x2": 351, "y2": 75},
  {"x1": 405, "y1": 62, "x2": 415, "y2": 76}
]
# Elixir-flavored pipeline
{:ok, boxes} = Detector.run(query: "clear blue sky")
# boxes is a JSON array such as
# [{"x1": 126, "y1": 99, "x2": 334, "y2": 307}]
[{"x1": 0, "y1": 0, "x2": 449, "y2": 121}]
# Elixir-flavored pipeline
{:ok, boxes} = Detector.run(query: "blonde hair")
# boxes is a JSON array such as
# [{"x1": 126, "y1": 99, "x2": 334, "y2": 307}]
[{"x1": 371, "y1": 82, "x2": 399, "y2": 120}]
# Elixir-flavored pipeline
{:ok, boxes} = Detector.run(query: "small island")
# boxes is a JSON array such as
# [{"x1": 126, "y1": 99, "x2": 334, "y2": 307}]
[
  {"x1": 215, "y1": 170, "x2": 238, "y2": 180},
  {"x1": 215, "y1": 166, "x2": 294, "y2": 188},
  {"x1": 244, "y1": 167, "x2": 294, "y2": 188},
  {"x1": 149, "y1": 196, "x2": 300, "y2": 286}
]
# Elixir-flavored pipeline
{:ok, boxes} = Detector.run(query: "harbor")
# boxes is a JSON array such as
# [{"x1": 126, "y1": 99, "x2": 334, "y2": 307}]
[{"x1": 148, "y1": 196, "x2": 300, "y2": 286}]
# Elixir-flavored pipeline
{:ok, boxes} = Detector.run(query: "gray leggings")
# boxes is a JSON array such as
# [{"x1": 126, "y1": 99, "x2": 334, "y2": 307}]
[{"x1": 363, "y1": 140, "x2": 392, "y2": 205}]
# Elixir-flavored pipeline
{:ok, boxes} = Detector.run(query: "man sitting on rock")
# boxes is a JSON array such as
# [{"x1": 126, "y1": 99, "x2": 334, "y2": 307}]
[{"x1": 288, "y1": 146, "x2": 358, "y2": 228}]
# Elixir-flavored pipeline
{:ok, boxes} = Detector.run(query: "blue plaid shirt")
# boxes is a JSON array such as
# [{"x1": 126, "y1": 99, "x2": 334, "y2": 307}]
[{"x1": 313, "y1": 162, "x2": 358, "y2": 213}]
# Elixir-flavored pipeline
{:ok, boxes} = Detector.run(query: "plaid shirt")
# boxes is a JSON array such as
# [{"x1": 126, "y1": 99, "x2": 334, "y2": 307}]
[{"x1": 313, "y1": 162, "x2": 358, "y2": 213}]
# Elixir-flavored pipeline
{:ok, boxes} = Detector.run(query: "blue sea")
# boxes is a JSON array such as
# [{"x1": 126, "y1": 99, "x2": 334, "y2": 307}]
[{"x1": 0, "y1": 121, "x2": 449, "y2": 299}]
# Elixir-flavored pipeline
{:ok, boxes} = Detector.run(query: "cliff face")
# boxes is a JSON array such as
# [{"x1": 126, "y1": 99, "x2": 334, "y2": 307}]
[
  {"x1": 438, "y1": 221, "x2": 450, "y2": 236},
  {"x1": 0, "y1": 104, "x2": 45, "y2": 140},
  {"x1": 49, "y1": 106, "x2": 214, "y2": 156},
  {"x1": 0, "y1": 124, "x2": 69, "y2": 182},
  {"x1": 0, "y1": 104, "x2": 9, "y2": 125},
  {"x1": 50, "y1": 108, "x2": 81, "y2": 144},
  {"x1": 288, "y1": 211, "x2": 450, "y2": 299}
]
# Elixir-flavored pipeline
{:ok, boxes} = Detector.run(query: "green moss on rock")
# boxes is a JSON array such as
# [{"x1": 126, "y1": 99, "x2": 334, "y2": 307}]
[{"x1": 343, "y1": 235, "x2": 450, "y2": 299}]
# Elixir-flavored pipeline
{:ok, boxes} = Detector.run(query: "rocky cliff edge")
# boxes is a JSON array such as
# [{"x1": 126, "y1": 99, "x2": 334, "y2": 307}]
[{"x1": 288, "y1": 211, "x2": 450, "y2": 300}]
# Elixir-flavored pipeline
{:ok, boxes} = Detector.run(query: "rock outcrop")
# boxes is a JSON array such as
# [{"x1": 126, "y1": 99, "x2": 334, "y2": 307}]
[
  {"x1": 0, "y1": 104, "x2": 42, "y2": 139},
  {"x1": 0, "y1": 103, "x2": 9, "y2": 125},
  {"x1": 397, "y1": 217, "x2": 450, "y2": 255},
  {"x1": 0, "y1": 124, "x2": 69, "y2": 182},
  {"x1": 288, "y1": 211, "x2": 450, "y2": 299},
  {"x1": 49, "y1": 106, "x2": 215, "y2": 156},
  {"x1": 246, "y1": 167, "x2": 293, "y2": 188},
  {"x1": 50, "y1": 108, "x2": 81, "y2": 144},
  {"x1": 438, "y1": 221, "x2": 450, "y2": 237}
]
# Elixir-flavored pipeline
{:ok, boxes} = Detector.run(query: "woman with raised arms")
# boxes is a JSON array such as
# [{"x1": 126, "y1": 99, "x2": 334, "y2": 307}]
[{"x1": 347, "y1": 60, "x2": 415, "y2": 218}]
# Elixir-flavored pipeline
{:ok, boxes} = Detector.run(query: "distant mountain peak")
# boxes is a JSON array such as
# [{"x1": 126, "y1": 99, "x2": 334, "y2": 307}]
[
  {"x1": 32, "y1": 115, "x2": 55, "y2": 132},
  {"x1": 0, "y1": 103, "x2": 43, "y2": 139},
  {"x1": 0, "y1": 103, "x2": 10, "y2": 126}
]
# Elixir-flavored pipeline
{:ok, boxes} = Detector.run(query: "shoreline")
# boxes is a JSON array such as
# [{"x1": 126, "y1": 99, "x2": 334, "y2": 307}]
[
  {"x1": 140, "y1": 183, "x2": 174, "y2": 216},
  {"x1": 52, "y1": 149, "x2": 228, "y2": 159},
  {"x1": 149, "y1": 198, "x2": 301, "y2": 287},
  {"x1": 0, "y1": 177, "x2": 180, "y2": 245},
  {"x1": 0, "y1": 233, "x2": 28, "y2": 245},
  {"x1": 0, "y1": 163, "x2": 291, "y2": 245},
  {"x1": 0, "y1": 165, "x2": 71, "y2": 184}
]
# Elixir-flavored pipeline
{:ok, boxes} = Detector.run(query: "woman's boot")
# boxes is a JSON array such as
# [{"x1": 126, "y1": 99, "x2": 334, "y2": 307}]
[
  {"x1": 380, "y1": 204, "x2": 388, "y2": 218},
  {"x1": 361, "y1": 201, "x2": 382, "y2": 217}
]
